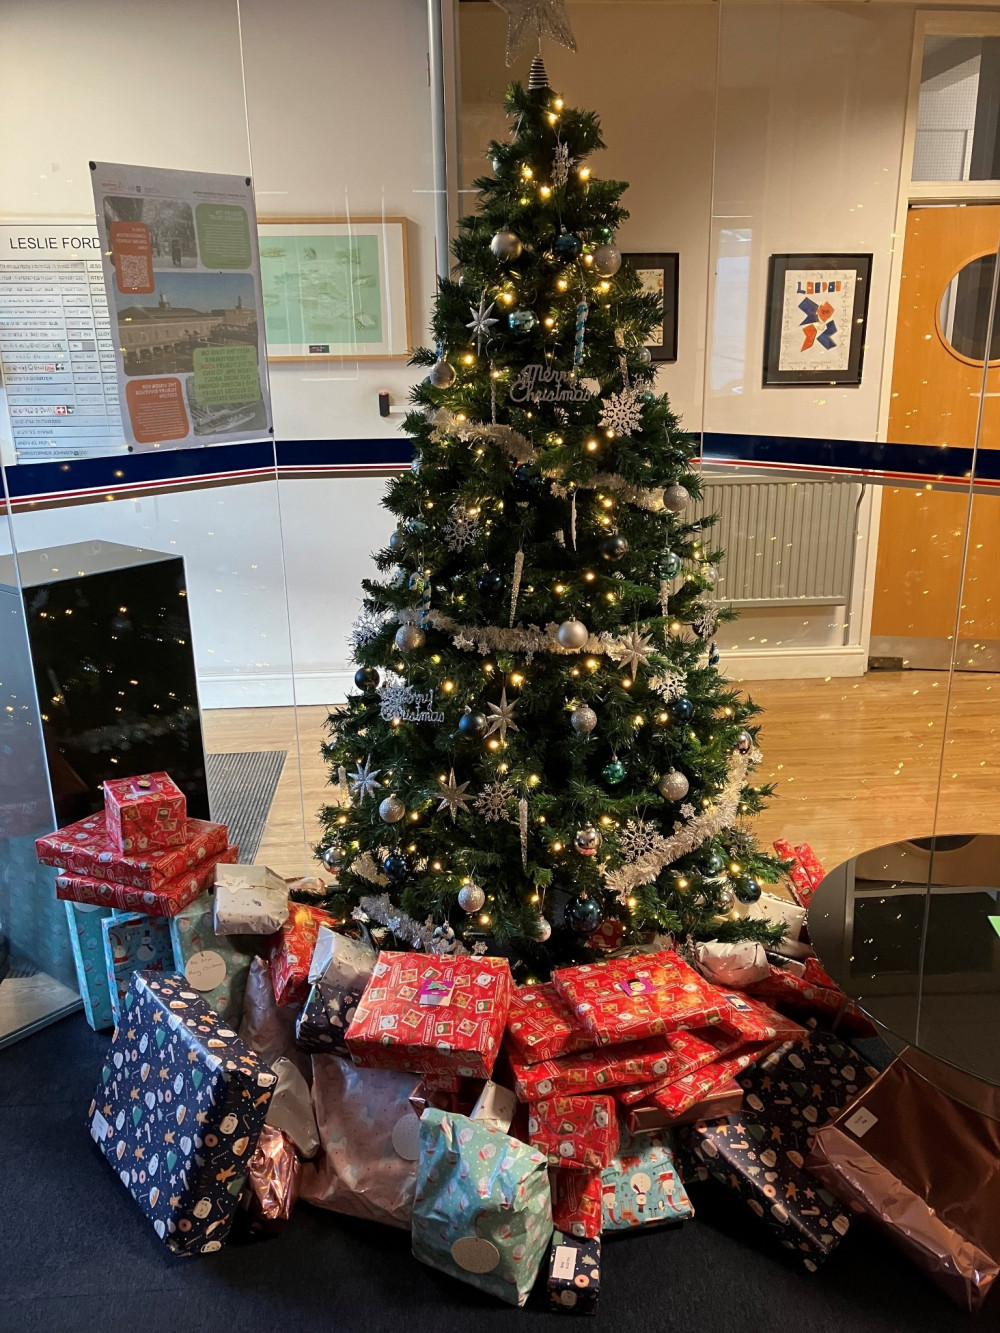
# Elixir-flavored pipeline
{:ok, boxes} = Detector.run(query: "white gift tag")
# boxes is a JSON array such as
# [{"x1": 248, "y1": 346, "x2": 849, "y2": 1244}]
[
  {"x1": 391, "y1": 1111, "x2": 422, "y2": 1161},
  {"x1": 552, "y1": 1245, "x2": 578, "y2": 1281},
  {"x1": 184, "y1": 950, "x2": 228, "y2": 992},
  {"x1": 451, "y1": 1236, "x2": 500, "y2": 1274},
  {"x1": 844, "y1": 1106, "x2": 878, "y2": 1138},
  {"x1": 90, "y1": 1109, "x2": 110, "y2": 1142}
]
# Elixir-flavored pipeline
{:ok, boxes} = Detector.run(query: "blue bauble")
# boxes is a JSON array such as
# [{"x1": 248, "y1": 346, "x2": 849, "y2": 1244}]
[
  {"x1": 708, "y1": 642, "x2": 721, "y2": 667},
  {"x1": 566, "y1": 893, "x2": 603, "y2": 935},
  {"x1": 514, "y1": 463, "x2": 545, "y2": 495},
  {"x1": 509, "y1": 308, "x2": 538, "y2": 333},
  {"x1": 459, "y1": 711, "x2": 487, "y2": 737},
  {"x1": 384, "y1": 854, "x2": 411, "y2": 884},
  {"x1": 477, "y1": 570, "x2": 505, "y2": 595},
  {"x1": 734, "y1": 874, "x2": 762, "y2": 904},
  {"x1": 673, "y1": 697, "x2": 694, "y2": 721},
  {"x1": 553, "y1": 231, "x2": 582, "y2": 261},
  {"x1": 602, "y1": 759, "x2": 626, "y2": 785}
]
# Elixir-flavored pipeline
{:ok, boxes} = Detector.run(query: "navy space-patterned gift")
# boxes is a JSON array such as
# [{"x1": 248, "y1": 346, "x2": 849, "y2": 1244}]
[{"x1": 87, "y1": 971, "x2": 276, "y2": 1256}]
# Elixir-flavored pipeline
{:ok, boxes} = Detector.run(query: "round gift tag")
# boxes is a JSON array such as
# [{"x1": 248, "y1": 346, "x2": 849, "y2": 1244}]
[
  {"x1": 184, "y1": 950, "x2": 228, "y2": 992},
  {"x1": 391, "y1": 1112, "x2": 421, "y2": 1161},
  {"x1": 73, "y1": 903, "x2": 104, "y2": 914},
  {"x1": 451, "y1": 1237, "x2": 501, "y2": 1274}
]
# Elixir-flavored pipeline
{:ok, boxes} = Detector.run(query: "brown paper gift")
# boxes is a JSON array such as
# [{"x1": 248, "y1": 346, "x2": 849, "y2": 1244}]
[{"x1": 807, "y1": 1048, "x2": 1000, "y2": 1311}]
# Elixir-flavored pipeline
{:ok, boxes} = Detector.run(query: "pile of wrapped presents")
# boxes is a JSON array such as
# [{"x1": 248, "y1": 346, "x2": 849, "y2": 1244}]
[{"x1": 37, "y1": 774, "x2": 1000, "y2": 1313}]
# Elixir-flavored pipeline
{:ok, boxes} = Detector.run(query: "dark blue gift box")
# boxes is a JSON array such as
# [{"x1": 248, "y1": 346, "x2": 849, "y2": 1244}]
[
  {"x1": 88, "y1": 970, "x2": 276, "y2": 1256},
  {"x1": 547, "y1": 1231, "x2": 601, "y2": 1314}
]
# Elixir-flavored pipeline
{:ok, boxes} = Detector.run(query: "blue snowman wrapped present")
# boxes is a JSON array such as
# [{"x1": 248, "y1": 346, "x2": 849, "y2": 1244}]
[
  {"x1": 65, "y1": 901, "x2": 115, "y2": 1031},
  {"x1": 87, "y1": 971, "x2": 276, "y2": 1256},
  {"x1": 412, "y1": 1108, "x2": 553, "y2": 1307},
  {"x1": 600, "y1": 1125, "x2": 694, "y2": 1231}
]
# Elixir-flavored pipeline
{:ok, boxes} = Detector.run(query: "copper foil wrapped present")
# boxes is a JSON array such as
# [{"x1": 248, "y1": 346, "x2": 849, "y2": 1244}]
[
  {"x1": 243, "y1": 1125, "x2": 301, "y2": 1233},
  {"x1": 807, "y1": 1048, "x2": 1000, "y2": 1311}
]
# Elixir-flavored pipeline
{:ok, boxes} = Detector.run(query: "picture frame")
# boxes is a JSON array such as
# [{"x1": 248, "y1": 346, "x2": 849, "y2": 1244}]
[
  {"x1": 257, "y1": 217, "x2": 411, "y2": 361},
  {"x1": 763, "y1": 252, "x2": 872, "y2": 386},
  {"x1": 623, "y1": 252, "x2": 679, "y2": 362}
]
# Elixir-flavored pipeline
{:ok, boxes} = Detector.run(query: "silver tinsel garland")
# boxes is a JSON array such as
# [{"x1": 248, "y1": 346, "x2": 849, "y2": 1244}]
[{"x1": 395, "y1": 606, "x2": 673, "y2": 663}]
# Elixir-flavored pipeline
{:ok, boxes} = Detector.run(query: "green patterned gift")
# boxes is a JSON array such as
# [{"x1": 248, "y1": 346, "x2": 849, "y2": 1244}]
[{"x1": 168, "y1": 893, "x2": 253, "y2": 1026}]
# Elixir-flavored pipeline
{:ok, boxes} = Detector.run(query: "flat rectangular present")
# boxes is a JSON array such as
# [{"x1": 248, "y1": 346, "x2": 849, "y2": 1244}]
[
  {"x1": 550, "y1": 1167, "x2": 603, "y2": 1239},
  {"x1": 65, "y1": 901, "x2": 115, "y2": 1031},
  {"x1": 411, "y1": 1108, "x2": 553, "y2": 1308},
  {"x1": 268, "y1": 903, "x2": 337, "y2": 1008},
  {"x1": 743, "y1": 959, "x2": 877, "y2": 1038},
  {"x1": 38, "y1": 811, "x2": 229, "y2": 890},
  {"x1": 509, "y1": 1034, "x2": 695, "y2": 1102},
  {"x1": 715, "y1": 990, "x2": 809, "y2": 1045},
  {"x1": 627, "y1": 1079, "x2": 744, "y2": 1133},
  {"x1": 346, "y1": 951, "x2": 512, "y2": 1081},
  {"x1": 548, "y1": 1232, "x2": 601, "y2": 1314},
  {"x1": 294, "y1": 926, "x2": 376, "y2": 1055},
  {"x1": 506, "y1": 982, "x2": 594, "y2": 1066},
  {"x1": 616, "y1": 1027, "x2": 744, "y2": 1107},
  {"x1": 552, "y1": 950, "x2": 726, "y2": 1047},
  {"x1": 88, "y1": 971, "x2": 276, "y2": 1255},
  {"x1": 213, "y1": 862, "x2": 289, "y2": 936},
  {"x1": 806, "y1": 1049, "x2": 1000, "y2": 1311},
  {"x1": 529, "y1": 1094, "x2": 619, "y2": 1171},
  {"x1": 169, "y1": 892, "x2": 255, "y2": 1027},
  {"x1": 648, "y1": 1041, "x2": 777, "y2": 1119},
  {"x1": 55, "y1": 845, "x2": 238, "y2": 917},
  {"x1": 745, "y1": 891, "x2": 807, "y2": 942},
  {"x1": 101, "y1": 911, "x2": 173, "y2": 1024},
  {"x1": 103, "y1": 771, "x2": 187, "y2": 854},
  {"x1": 600, "y1": 1126, "x2": 693, "y2": 1231}
]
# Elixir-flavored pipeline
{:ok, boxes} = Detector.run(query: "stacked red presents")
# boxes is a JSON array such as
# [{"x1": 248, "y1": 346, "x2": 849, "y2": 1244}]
[{"x1": 36, "y1": 771, "x2": 237, "y2": 916}]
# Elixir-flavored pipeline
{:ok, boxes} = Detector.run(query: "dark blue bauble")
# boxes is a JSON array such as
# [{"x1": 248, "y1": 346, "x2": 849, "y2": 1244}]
[
  {"x1": 553, "y1": 231, "x2": 582, "y2": 261},
  {"x1": 708, "y1": 642, "x2": 721, "y2": 667},
  {"x1": 599, "y1": 534, "x2": 629, "y2": 561},
  {"x1": 602, "y1": 759, "x2": 626, "y2": 785},
  {"x1": 354, "y1": 667, "x2": 380, "y2": 690},
  {"x1": 566, "y1": 892, "x2": 603, "y2": 935},
  {"x1": 459, "y1": 711, "x2": 487, "y2": 737},
  {"x1": 673, "y1": 697, "x2": 694, "y2": 721},
  {"x1": 734, "y1": 874, "x2": 762, "y2": 904},
  {"x1": 477, "y1": 570, "x2": 505, "y2": 595},
  {"x1": 388, "y1": 530, "x2": 406, "y2": 554},
  {"x1": 405, "y1": 518, "x2": 428, "y2": 536},
  {"x1": 703, "y1": 850, "x2": 726, "y2": 876},
  {"x1": 384, "y1": 854, "x2": 411, "y2": 884},
  {"x1": 513, "y1": 463, "x2": 545, "y2": 495}
]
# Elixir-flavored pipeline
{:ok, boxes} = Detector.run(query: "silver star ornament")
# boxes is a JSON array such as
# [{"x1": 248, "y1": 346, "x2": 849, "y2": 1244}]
[
  {"x1": 466, "y1": 296, "x2": 498, "y2": 353},
  {"x1": 437, "y1": 769, "x2": 472, "y2": 823},
  {"x1": 348, "y1": 756, "x2": 381, "y2": 801}
]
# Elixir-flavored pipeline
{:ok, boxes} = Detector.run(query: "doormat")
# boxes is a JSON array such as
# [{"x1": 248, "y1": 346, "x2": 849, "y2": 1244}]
[{"x1": 206, "y1": 750, "x2": 287, "y2": 862}]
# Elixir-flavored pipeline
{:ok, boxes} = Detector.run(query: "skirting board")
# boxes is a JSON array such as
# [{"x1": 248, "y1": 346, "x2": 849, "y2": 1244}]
[{"x1": 713, "y1": 644, "x2": 869, "y2": 682}]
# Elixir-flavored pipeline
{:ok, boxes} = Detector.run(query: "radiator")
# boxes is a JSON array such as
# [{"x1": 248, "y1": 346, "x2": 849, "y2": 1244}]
[{"x1": 693, "y1": 477, "x2": 859, "y2": 607}]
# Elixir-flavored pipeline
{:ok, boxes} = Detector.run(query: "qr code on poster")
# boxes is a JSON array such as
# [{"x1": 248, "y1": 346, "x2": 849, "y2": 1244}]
[{"x1": 118, "y1": 254, "x2": 149, "y2": 290}]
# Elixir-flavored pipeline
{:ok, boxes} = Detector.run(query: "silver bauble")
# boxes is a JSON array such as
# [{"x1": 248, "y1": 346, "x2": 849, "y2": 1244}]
[
  {"x1": 570, "y1": 705, "x2": 598, "y2": 734},
  {"x1": 457, "y1": 882, "x2": 486, "y2": 913},
  {"x1": 429, "y1": 357, "x2": 456, "y2": 388},
  {"x1": 637, "y1": 345, "x2": 653, "y2": 366},
  {"x1": 378, "y1": 794, "x2": 406, "y2": 824},
  {"x1": 574, "y1": 825, "x2": 603, "y2": 856},
  {"x1": 321, "y1": 844, "x2": 342, "y2": 871},
  {"x1": 492, "y1": 156, "x2": 503, "y2": 175},
  {"x1": 736, "y1": 730, "x2": 753, "y2": 754},
  {"x1": 716, "y1": 886, "x2": 736, "y2": 914},
  {"x1": 662, "y1": 484, "x2": 690, "y2": 513},
  {"x1": 534, "y1": 915, "x2": 553, "y2": 942},
  {"x1": 702, "y1": 563, "x2": 718, "y2": 585},
  {"x1": 658, "y1": 769, "x2": 690, "y2": 801},
  {"x1": 490, "y1": 228, "x2": 523, "y2": 262},
  {"x1": 556, "y1": 618, "x2": 589, "y2": 650},
  {"x1": 395, "y1": 623, "x2": 426, "y2": 652},
  {"x1": 592, "y1": 242, "x2": 622, "y2": 276}
]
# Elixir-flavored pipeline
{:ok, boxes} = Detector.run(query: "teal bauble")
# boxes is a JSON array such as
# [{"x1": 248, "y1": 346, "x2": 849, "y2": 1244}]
[
  {"x1": 703, "y1": 850, "x2": 726, "y2": 876},
  {"x1": 658, "y1": 551, "x2": 681, "y2": 579},
  {"x1": 734, "y1": 874, "x2": 762, "y2": 904},
  {"x1": 602, "y1": 759, "x2": 626, "y2": 785},
  {"x1": 509, "y1": 309, "x2": 538, "y2": 333},
  {"x1": 566, "y1": 892, "x2": 603, "y2": 935}
]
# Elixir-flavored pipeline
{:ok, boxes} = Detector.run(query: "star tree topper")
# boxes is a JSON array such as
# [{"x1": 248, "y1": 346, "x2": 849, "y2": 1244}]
[{"x1": 490, "y1": 0, "x2": 577, "y2": 66}]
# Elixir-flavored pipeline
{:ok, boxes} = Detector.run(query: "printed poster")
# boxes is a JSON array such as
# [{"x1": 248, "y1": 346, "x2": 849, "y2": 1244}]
[
  {"x1": 777, "y1": 268, "x2": 856, "y2": 374},
  {"x1": 91, "y1": 162, "x2": 272, "y2": 453}
]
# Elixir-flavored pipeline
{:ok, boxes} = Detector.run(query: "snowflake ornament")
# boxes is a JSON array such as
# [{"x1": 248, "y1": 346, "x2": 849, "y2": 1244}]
[
  {"x1": 552, "y1": 141, "x2": 572, "y2": 187},
  {"x1": 475, "y1": 779, "x2": 515, "y2": 823},
  {"x1": 649, "y1": 669, "x2": 687, "y2": 702},
  {"x1": 349, "y1": 606, "x2": 387, "y2": 651},
  {"x1": 598, "y1": 386, "x2": 644, "y2": 437},
  {"x1": 693, "y1": 600, "x2": 721, "y2": 640},
  {"x1": 443, "y1": 503, "x2": 481, "y2": 553},
  {"x1": 679, "y1": 802, "x2": 696, "y2": 820},
  {"x1": 453, "y1": 631, "x2": 476, "y2": 651},
  {"x1": 618, "y1": 819, "x2": 662, "y2": 863}
]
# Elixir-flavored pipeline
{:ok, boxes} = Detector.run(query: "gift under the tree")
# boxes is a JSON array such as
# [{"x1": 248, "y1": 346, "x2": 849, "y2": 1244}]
[
  {"x1": 509, "y1": 1033, "x2": 698, "y2": 1102},
  {"x1": 627, "y1": 1079, "x2": 744, "y2": 1133},
  {"x1": 101, "y1": 911, "x2": 173, "y2": 1024},
  {"x1": 213, "y1": 862, "x2": 289, "y2": 936},
  {"x1": 346, "y1": 951, "x2": 512, "y2": 1081},
  {"x1": 471, "y1": 1080, "x2": 519, "y2": 1134},
  {"x1": 682, "y1": 1035, "x2": 878, "y2": 1269},
  {"x1": 268, "y1": 902, "x2": 336, "y2": 1008},
  {"x1": 552, "y1": 950, "x2": 727, "y2": 1047},
  {"x1": 646, "y1": 1041, "x2": 777, "y2": 1119},
  {"x1": 716, "y1": 990, "x2": 809, "y2": 1045},
  {"x1": 294, "y1": 925, "x2": 376, "y2": 1055},
  {"x1": 264, "y1": 1056, "x2": 319, "y2": 1159},
  {"x1": 694, "y1": 940, "x2": 771, "y2": 989},
  {"x1": 616, "y1": 1027, "x2": 750, "y2": 1107},
  {"x1": 547, "y1": 1231, "x2": 601, "y2": 1314},
  {"x1": 54, "y1": 846, "x2": 238, "y2": 918},
  {"x1": 600, "y1": 1126, "x2": 693, "y2": 1232},
  {"x1": 411, "y1": 1108, "x2": 553, "y2": 1308},
  {"x1": 742, "y1": 958, "x2": 877, "y2": 1038},
  {"x1": 528, "y1": 1094, "x2": 619, "y2": 1171},
  {"x1": 238, "y1": 957, "x2": 310, "y2": 1080},
  {"x1": 103, "y1": 772, "x2": 187, "y2": 854},
  {"x1": 550, "y1": 1166, "x2": 603, "y2": 1239},
  {"x1": 241, "y1": 1125, "x2": 301, "y2": 1234},
  {"x1": 168, "y1": 892, "x2": 254, "y2": 1027},
  {"x1": 301, "y1": 1054, "x2": 420, "y2": 1229},
  {"x1": 37, "y1": 812, "x2": 229, "y2": 891},
  {"x1": 506, "y1": 981, "x2": 594, "y2": 1065},
  {"x1": 88, "y1": 971, "x2": 276, "y2": 1256},
  {"x1": 65, "y1": 901, "x2": 115, "y2": 1031},
  {"x1": 745, "y1": 891, "x2": 807, "y2": 953},
  {"x1": 806, "y1": 1048, "x2": 1000, "y2": 1311},
  {"x1": 773, "y1": 838, "x2": 824, "y2": 909}
]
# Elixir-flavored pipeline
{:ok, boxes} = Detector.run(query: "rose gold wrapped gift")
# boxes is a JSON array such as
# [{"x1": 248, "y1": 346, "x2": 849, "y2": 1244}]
[
  {"x1": 242, "y1": 1126, "x2": 302, "y2": 1233},
  {"x1": 807, "y1": 1048, "x2": 1000, "y2": 1312}
]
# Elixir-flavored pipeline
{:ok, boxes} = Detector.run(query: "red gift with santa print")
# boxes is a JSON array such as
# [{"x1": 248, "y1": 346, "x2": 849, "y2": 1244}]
[
  {"x1": 742, "y1": 960, "x2": 877, "y2": 1038},
  {"x1": 269, "y1": 902, "x2": 337, "y2": 1007},
  {"x1": 103, "y1": 772, "x2": 187, "y2": 854},
  {"x1": 528, "y1": 1093, "x2": 620, "y2": 1171},
  {"x1": 345, "y1": 951, "x2": 512, "y2": 1081},
  {"x1": 615, "y1": 1027, "x2": 744, "y2": 1107},
  {"x1": 506, "y1": 982, "x2": 594, "y2": 1066},
  {"x1": 55, "y1": 844, "x2": 238, "y2": 917},
  {"x1": 552, "y1": 949, "x2": 727, "y2": 1047},
  {"x1": 773, "y1": 838, "x2": 825, "y2": 909},
  {"x1": 37, "y1": 812, "x2": 229, "y2": 890},
  {"x1": 510, "y1": 1034, "x2": 689, "y2": 1102},
  {"x1": 550, "y1": 1166, "x2": 603, "y2": 1239},
  {"x1": 715, "y1": 990, "x2": 809, "y2": 1045},
  {"x1": 649, "y1": 1041, "x2": 778, "y2": 1119}
]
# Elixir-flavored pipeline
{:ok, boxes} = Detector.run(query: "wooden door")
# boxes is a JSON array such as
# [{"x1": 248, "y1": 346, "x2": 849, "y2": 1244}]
[{"x1": 872, "y1": 205, "x2": 1000, "y2": 659}]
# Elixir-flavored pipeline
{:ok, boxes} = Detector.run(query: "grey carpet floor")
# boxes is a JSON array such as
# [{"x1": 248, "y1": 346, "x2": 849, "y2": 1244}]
[{"x1": 206, "y1": 750, "x2": 287, "y2": 861}]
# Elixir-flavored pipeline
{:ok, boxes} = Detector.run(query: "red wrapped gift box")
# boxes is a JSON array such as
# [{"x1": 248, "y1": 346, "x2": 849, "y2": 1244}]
[
  {"x1": 716, "y1": 990, "x2": 809, "y2": 1045},
  {"x1": 103, "y1": 771, "x2": 187, "y2": 854},
  {"x1": 743, "y1": 959, "x2": 877, "y2": 1038},
  {"x1": 510, "y1": 1035, "x2": 689, "y2": 1102},
  {"x1": 269, "y1": 903, "x2": 337, "y2": 1008},
  {"x1": 773, "y1": 838, "x2": 824, "y2": 909},
  {"x1": 36, "y1": 813, "x2": 229, "y2": 890},
  {"x1": 552, "y1": 949, "x2": 726, "y2": 1047},
  {"x1": 346, "y1": 951, "x2": 512, "y2": 1081},
  {"x1": 550, "y1": 1167, "x2": 603, "y2": 1239},
  {"x1": 615, "y1": 1028, "x2": 742, "y2": 1107},
  {"x1": 506, "y1": 982, "x2": 594, "y2": 1066},
  {"x1": 627, "y1": 1078, "x2": 744, "y2": 1132},
  {"x1": 648, "y1": 1041, "x2": 777, "y2": 1119},
  {"x1": 55, "y1": 845, "x2": 238, "y2": 916},
  {"x1": 528, "y1": 1094, "x2": 619, "y2": 1171}
]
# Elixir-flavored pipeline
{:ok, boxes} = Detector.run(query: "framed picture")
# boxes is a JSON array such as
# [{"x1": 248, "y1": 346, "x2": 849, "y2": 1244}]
[
  {"x1": 624, "y1": 252, "x2": 679, "y2": 362},
  {"x1": 257, "y1": 217, "x2": 411, "y2": 360},
  {"x1": 763, "y1": 253, "x2": 872, "y2": 386}
]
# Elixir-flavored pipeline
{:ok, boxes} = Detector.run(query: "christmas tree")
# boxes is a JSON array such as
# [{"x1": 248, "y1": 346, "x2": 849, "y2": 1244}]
[{"x1": 317, "y1": 63, "x2": 787, "y2": 977}]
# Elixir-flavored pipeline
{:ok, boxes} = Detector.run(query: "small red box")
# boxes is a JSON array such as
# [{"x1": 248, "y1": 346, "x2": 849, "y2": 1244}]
[
  {"x1": 268, "y1": 902, "x2": 337, "y2": 1007},
  {"x1": 103, "y1": 772, "x2": 187, "y2": 853},
  {"x1": 36, "y1": 813, "x2": 229, "y2": 890},
  {"x1": 55, "y1": 845, "x2": 238, "y2": 917},
  {"x1": 550, "y1": 1167, "x2": 603, "y2": 1239},
  {"x1": 346, "y1": 951, "x2": 512, "y2": 1081},
  {"x1": 773, "y1": 838, "x2": 825, "y2": 908},
  {"x1": 528, "y1": 1094, "x2": 619, "y2": 1171},
  {"x1": 506, "y1": 982, "x2": 594, "y2": 1066}
]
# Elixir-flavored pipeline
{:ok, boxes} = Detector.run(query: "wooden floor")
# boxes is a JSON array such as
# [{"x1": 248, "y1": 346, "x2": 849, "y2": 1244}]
[{"x1": 201, "y1": 670, "x2": 1000, "y2": 880}]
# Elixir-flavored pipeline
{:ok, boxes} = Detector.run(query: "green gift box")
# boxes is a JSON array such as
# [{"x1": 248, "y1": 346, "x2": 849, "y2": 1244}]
[{"x1": 168, "y1": 893, "x2": 254, "y2": 1026}]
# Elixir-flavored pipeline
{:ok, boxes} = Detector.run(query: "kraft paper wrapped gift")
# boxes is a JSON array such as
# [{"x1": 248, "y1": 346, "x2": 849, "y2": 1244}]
[
  {"x1": 268, "y1": 903, "x2": 336, "y2": 1008},
  {"x1": 506, "y1": 982, "x2": 594, "y2": 1065},
  {"x1": 411, "y1": 1108, "x2": 553, "y2": 1308},
  {"x1": 213, "y1": 863, "x2": 289, "y2": 936},
  {"x1": 294, "y1": 926, "x2": 377, "y2": 1055},
  {"x1": 300, "y1": 1054, "x2": 420, "y2": 1229},
  {"x1": 169, "y1": 893, "x2": 254, "y2": 1027},
  {"x1": 65, "y1": 901, "x2": 115, "y2": 1031},
  {"x1": 103, "y1": 772, "x2": 187, "y2": 854},
  {"x1": 600, "y1": 1126, "x2": 693, "y2": 1232},
  {"x1": 346, "y1": 951, "x2": 512, "y2": 1081},
  {"x1": 627, "y1": 1079, "x2": 744, "y2": 1133},
  {"x1": 88, "y1": 971, "x2": 276, "y2": 1256},
  {"x1": 552, "y1": 950, "x2": 727, "y2": 1047},
  {"x1": 528, "y1": 1094, "x2": 619, "y2": 1171},
  {"x1": 37, "y1": 812, "x2": 229, "y2": 892},
  {"x1": 806, "y1": 1049, "x2": 1000, "y2": 1311},
  {"x1": 55, "y1": 845, "x2": 238, "y2": 917},
  {"x1": 547, "y1": 1231, "x2": 601, "y2": 1314},
  {"x1": 101, "y1": 911, "x2": 173, "y2": 1024},
  {"x1": 550, "y1": 1167, "x2": 603, "y2": 1239}
]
